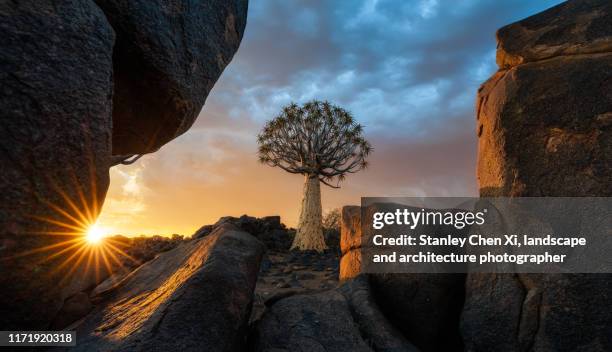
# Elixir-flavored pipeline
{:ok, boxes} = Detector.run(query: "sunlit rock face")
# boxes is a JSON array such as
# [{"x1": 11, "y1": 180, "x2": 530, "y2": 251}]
[
  {"x1": 476, "y1": 0, "x2": 612, "y2": 197},
  {"x1": 495, "y1": 0, "x2": 612, "y2": 69},
  {"x1": 469, "y1": 1, "x2": 612, "y2": 351},
  {"x1": 339, "y1": 206, "x2": 361, "y2": 281},
  {"x1": 67, "y1": 224, "x2": 264, "y2": 352},
  {"x1": 0, "y1": 0, "x2": 113, "y2": 329},
  {"x1": 95, "y1": 0, "x2": 249, "y2": 155}
]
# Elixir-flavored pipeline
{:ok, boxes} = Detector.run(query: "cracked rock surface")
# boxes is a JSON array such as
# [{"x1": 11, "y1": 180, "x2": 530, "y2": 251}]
[
  {"x1": 471, "y1": 1, "x2": 612, "y2": 351},
  {"x1": 64, "y1": 224, "x2": 264, "y2": 352}
]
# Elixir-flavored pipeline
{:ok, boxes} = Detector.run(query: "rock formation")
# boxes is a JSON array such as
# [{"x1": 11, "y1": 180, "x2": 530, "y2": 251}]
[
  {"x1": 339, "y1": 206, "x2": 362, "y2": 281},
  {"x1": 336, "y1": 2, "x2": 611, "y2": 350},
  {"x1": 1, "y1": 0, "x2": 610, "y2": 350},
  {"x1": 65, "y1": 224, "x2": 264, "y2": 351},
  {"x1": 0, "y1": 0, "x2": 114, "y2": 329},
  {"x1": 0, "y1": 0, "x2": 248, "y2": 329},
  {"x1": 470, "y1": 0, "x2": 612, "y2": 350},
  {"x1": 338, "y1": 5, "x2": 612, "y2": 348},
  {"x1": 254, "y1": 289, "x2": 373, "y2": 351},
  {"x1": 339, "y1": 205, "x2": 466, "y2": 351},
  {"x1": 252, "y1": 276, "x2": 419, "y2": 352},
  {"x1": 95, "y1": 0, "x2": 248, "y2": 155},
  {"x1": 194, "y1": 215, "x2": 294, "y2": 251},
  {"x1": 476, "y1": 0, "x2": 611, "y2": 197}
]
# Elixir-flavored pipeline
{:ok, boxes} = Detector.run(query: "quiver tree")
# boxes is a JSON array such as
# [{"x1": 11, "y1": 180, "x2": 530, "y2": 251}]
[{"x1": 257, "y1": 100, "x2": 371, "y2": 252}]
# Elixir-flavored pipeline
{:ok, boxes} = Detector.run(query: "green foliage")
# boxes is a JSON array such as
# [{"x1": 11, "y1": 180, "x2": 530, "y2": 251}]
[{"x1": 257, "y1": 100, "x2": 372, "y2": 188}]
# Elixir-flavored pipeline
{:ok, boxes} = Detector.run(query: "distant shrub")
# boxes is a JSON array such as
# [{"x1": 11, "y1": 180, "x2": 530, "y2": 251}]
[
  {"x1": 322, "y1": 208, "x2": 341, "y2": 250},
  {"x1": 322, "y1": 208, "x2": 341, "y2": 232},
  {"x1": 108, "y1": 234, "x2": 186, "y2": 267}
]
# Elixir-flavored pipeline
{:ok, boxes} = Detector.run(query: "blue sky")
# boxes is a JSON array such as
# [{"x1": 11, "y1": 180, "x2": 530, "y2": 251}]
[{"x1": 99, "y1": 0, "x2": 564, "y2": 235}]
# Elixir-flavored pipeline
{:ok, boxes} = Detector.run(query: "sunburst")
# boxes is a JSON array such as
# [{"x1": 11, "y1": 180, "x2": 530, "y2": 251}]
[
  {"x1": 4, "y1": 173, "x2": 140, "y2": 287},
  {"x1": 86, "y1": 222, "x2": 106, "y2": 244}
]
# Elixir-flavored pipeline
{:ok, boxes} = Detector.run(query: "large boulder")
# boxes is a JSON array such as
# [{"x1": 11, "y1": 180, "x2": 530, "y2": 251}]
[
  {"x1": 253, "y1": 276, "x2": 418, "y2": 352},
  {"x1": 0, "y1": 0, "x2": 114, "y2": 329},
  {"x1": 370, "y1": 274, "x2": 465, "y2": 352},
  {"x1": 495, "y1": 0, "x2": 612, "y2": 68},
  {"x1": 477, "y1": 0, "x2": 611, "y2": 197},
  {"x1": 462, "y1": 273, "x2": 612, "y2": 352},
  {"x1": 253, "y1": 290, "x2": 372, "y2": 352},
  {"x1": 469, "y1": 1, "x2": 612, "y2": 351},
  {"x1": 339, "y1": 205, "x2": 465, "y2": 351},
  {"x1": 0, "y1": 0, "x2": 249, "y2": 330},
  {"x1": 476, "y1": 53, "x2": 611, "y2": 197},
  {"x1": 66, "y1": 224, "x2": 264, "y2": 351},
  {"x1": 338, "y1": 276, "x2": 420, "y2": 352},
  {"x1": 95, "y1": 0, "x2": 249, "y2": 155}
]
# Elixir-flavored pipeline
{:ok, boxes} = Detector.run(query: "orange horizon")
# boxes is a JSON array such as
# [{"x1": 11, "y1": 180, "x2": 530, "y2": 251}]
[{"x1": 95, "y1": 128, "x2": 477, "y2": 238}]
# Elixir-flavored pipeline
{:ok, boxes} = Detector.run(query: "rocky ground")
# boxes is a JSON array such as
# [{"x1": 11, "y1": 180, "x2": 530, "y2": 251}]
[
  {"x1": 193, "y1": 215, "x2": 350, "y2": 336},
  {"x1": 250, "y1": 248, "x2": 340, "y2": 325},
  {"x1": 56, "y1": 216, "x2": 351, "y2": 351},
  {"x1": 193, "y1": 214, "x2": 343, "y2": 326}
]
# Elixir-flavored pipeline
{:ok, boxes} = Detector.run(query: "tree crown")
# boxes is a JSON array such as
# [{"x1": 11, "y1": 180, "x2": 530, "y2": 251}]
[{"x1": 257, "y1": 100, "x2": 371, "y2": 188}]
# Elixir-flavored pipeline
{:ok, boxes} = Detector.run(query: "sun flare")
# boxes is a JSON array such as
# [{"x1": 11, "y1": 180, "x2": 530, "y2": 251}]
[{"x1": 86, "y1": 223, "x2": 106, "y2": 244}]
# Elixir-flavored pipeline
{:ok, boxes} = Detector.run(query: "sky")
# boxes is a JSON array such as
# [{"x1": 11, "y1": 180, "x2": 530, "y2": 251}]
[{"x1": 96, "y1": 0, "x2": 563, "y2": 236}]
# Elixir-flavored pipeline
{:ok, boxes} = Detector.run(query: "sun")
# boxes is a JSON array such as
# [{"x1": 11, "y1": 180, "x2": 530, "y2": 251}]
[{"x1": 86, "y1": 223, "x2": 106, "y2": 244}]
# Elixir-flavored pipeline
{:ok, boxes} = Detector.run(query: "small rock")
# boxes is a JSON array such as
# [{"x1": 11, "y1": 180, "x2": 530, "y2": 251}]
[
  {"x1": 298, "y1": 272, "x2": 316, "y2": 280},
  {"x1": 313, "y1": 263, "x2": 326, "y2": 272},
  {"x1": 326, "y1": 280, "x2": 338, "y2": 287},
  {"x1": 282, "y1": 266, "x2": 293, "y2": 274},
  {"x1": 275, "y1": 281, "x2": 291, "y2": 289},
  {"x1": 289, "y1": 279, "x2": 303, "y2": 288},
  {"x1": 259, "y1": 256, "x2": 272, "y2": 273}
]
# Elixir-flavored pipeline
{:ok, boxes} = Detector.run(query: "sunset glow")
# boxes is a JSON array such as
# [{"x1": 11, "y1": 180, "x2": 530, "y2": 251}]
[
  {"x1": 92, "y1": 1, "x2": 562, "y2": 238},
  {"x1": 14, "y1": 174, "x2": 138, "y2": 286},
  {"x1": 86, "y1": 223, "x2": 106, "y2": 244}
]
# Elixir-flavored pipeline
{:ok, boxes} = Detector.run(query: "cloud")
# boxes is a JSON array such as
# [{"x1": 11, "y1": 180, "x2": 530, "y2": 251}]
[
  {"x1": 98, "y1": 0, "x2": 564, "y2": 236},
  {"x1": 97, "y1": 164, "x2": 148, "y2": 234}
]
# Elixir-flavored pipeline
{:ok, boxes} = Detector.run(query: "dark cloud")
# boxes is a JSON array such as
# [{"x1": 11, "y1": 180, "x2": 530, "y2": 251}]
[
  {"x1": 201, "y1": 0, "x2": 562, "y2": 134},
  {"x1": 100, "y1": 0, "x2": 564, "y2": 235}
]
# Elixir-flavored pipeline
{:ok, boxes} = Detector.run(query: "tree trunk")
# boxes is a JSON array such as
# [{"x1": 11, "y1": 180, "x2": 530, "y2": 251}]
[{"x1": 291, "y1": 174, "x2": 326, "y2": 252}]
